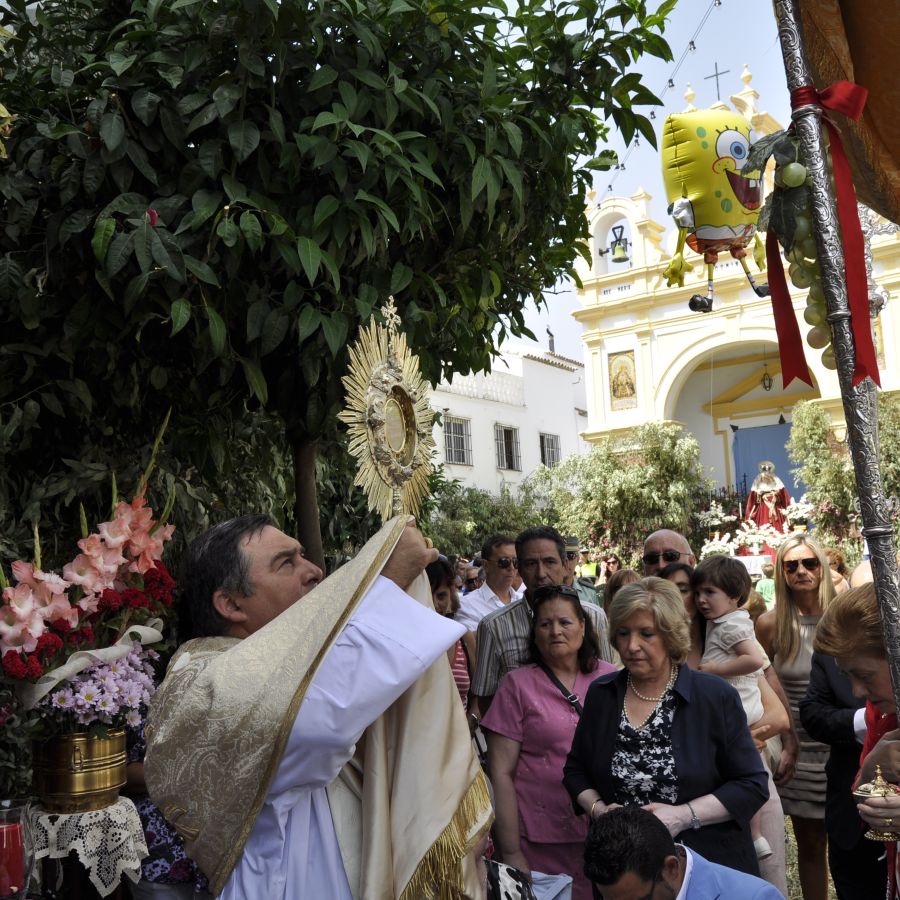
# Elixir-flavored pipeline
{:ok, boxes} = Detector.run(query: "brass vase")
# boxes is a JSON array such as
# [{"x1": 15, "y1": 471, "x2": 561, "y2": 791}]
[{"x1": 31, "y1": 730, "x2": 127, "y2": 813}]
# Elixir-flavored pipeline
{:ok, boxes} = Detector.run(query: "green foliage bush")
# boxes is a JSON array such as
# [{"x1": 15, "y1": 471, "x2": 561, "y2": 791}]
[
  {"x1": 787, "y1": 393, "x2": 900, "y2": 560},
  {"x1": 528, "y1": 422, "x2": 709, "y2": 564},
  {"x1": 423, "y1": 475, "x2": 549, "y2": 558}
]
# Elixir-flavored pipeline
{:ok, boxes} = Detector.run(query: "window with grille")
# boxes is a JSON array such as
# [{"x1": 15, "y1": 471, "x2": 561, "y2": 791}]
[
  {"x1": 444, "y1": 416, "x2": 473, "y2": 465},
  {"x1": 494, "y1": 424, "x2": 522, "y2": 471},
  {"x1": 539, "y1": 433, "x2": 561, "y2": 468}
]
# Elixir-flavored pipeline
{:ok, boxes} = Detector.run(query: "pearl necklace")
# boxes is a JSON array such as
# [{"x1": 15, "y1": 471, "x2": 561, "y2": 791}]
[
  {"x1": 624, "y1": 665, "x2": 678, "y2": 730},
  {"x1": 628, "y1": 664, "x2": 678, "y2": 702}
]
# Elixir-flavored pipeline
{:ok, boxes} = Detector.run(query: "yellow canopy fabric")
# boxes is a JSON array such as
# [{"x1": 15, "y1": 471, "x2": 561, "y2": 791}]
[{"x1": 798, "y1": 1, "x2": 900, "y2": 224}]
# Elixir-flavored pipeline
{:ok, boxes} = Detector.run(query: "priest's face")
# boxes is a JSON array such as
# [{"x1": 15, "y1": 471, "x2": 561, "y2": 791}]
[{"x1": 237, "y1": 525, "x2": 323, "y2": 634}]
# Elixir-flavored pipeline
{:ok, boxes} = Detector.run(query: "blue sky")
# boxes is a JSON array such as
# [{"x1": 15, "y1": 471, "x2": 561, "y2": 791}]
[{"x1": 520, "y1": 0, "x2": 793, "y2": 359}]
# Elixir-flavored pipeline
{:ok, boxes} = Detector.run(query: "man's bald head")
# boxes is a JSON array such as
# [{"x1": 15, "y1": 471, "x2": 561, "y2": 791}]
[{"x1": 642, "y1": 529, "x2": 695, "y2": 576}]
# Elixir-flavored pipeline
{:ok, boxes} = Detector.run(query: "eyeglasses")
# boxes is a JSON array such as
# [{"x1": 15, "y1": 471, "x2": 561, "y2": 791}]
[
  {"x1": 784, "y1": 557, "x2": 821, "y2": 574},
  {"x1": 490, "y1": 556, "x2": 518, "y2": 569},
  {"x1": 565, "y1": 551, "x2": 579, "y2": 561},
  {"x1": 532, "y1": 584, "x2": 579, "y2": 603},
  {"x1": 642, "y1": 549, "x2": 686, "y2": 566},
  {"x1": 464, "y1": 577, "x2": 480, "y2": 585}
]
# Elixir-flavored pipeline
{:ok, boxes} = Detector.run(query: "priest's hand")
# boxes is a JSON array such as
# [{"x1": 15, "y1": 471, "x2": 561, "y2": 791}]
[{"x1": 382, "y1": 523, "x2": 438, "y2": 590}]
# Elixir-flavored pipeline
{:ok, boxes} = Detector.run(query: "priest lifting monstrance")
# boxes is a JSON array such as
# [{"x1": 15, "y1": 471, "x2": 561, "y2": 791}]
[{"x1": 144, "y1": 299, "x2": 491, "y2": 899}]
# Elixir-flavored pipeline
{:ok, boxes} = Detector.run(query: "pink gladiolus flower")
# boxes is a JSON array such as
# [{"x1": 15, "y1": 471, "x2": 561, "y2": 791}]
[
  {"x1": 11, "y1": 560, "x2": 38, "y2": 589},
  {"x1": 3, "y1": 583, "x2": 40, "y2": 622},
  {"x1": 93, "y1": 546, "x2": 127, "y2": 578},
  {"x1": 0, "y1": 601, "x2": 43, "y2": 653},
  {"x1": 40, "y1": 593, "x2": 80, "y2": 629},
  {"x1": 77, "y1": 534, "x2": 105, "y2": 558},
  {"x1": 128, "y1": 523, "x2": 174, "y2": 574},
  {"x1": 34, "y1": 569, "x2": 70, "y2": 597},
  {"x1": 98, "y1": 516, "x2": 132, "y2": 549},
  {"x1": 114, "y1": 496, "x2": 154, "y2": 533},
  {"x1": 63, "y1": 554, "x2": 107, "y2": 595},
  {"x1": 76, "y1": 592, "x2": 100, "y2": 615}
]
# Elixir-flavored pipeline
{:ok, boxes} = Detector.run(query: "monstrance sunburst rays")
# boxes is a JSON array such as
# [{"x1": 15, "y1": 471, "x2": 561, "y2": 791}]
[{"x1": 338, "y1": 297, "x2": 435, "y2": 522}]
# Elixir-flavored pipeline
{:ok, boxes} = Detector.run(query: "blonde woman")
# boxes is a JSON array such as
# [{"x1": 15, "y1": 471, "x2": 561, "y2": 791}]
[
  {"x1": 565, "y1": 578, "x2": 768, "y2": 876},
  {"x1": 755, "y1": 534, "x2": 834, "y2": 900}
]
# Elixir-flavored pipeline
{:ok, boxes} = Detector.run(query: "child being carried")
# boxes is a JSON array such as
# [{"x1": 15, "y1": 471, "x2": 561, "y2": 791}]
[{"x1": 692, "y1": 555, "x2": 771, "y2": 861}]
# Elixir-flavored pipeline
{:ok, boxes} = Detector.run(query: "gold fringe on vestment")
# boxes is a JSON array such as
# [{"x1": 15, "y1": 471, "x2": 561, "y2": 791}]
[{"x1": 399, "y1": 769, "x2": 494, "y2": 900}]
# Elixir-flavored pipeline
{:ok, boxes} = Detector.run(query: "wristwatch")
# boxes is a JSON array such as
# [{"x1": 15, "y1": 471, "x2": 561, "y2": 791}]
[{"x1": 686, "y1": 801, "x2": 701, "y2": 831}]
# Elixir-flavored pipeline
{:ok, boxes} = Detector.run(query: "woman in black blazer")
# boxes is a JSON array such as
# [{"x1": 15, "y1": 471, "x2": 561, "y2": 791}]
[{"x1": 563, "y1": 577, "x2": 769, "y2": 876}]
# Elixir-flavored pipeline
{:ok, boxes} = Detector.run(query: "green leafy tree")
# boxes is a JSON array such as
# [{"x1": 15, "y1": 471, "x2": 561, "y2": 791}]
[
  {"x1": 0, "y1": 0, "x2": 674, "y2": 565},
  {"x1": 422, "y1": 475, "x2": 549, "y2": 558},
  {"x1": 787, "y1": 395, "x2": 900, "y2": 557},
  {"x1": 529, "y1": 422, "x2": 709, "y2": 563}
]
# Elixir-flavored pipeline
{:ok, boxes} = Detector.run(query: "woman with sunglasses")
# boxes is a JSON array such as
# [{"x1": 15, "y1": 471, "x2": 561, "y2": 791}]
[
  {"x1": 755, "y1": 533, "x2": 834, "y2": 900},
  {"x1": 481, "y1": 585, "x2": 615, "y2": 899}
]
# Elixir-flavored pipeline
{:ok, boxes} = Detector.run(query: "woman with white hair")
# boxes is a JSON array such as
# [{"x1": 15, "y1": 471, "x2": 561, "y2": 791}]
[{"x1": 564, "y1": 577, "x2": 768, "y2": 876}]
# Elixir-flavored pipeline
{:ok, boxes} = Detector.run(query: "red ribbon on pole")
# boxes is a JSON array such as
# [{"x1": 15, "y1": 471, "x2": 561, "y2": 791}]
[
  {"x1": 790, "y1": 81, "x2": 880, "y2": 387},
  {"x1": 767, "y1": 228, "x2": 813, "y2": 387}
]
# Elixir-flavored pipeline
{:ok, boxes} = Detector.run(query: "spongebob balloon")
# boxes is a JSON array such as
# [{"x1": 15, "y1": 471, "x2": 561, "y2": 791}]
[{"x1": 661, "y1": 109, "x2": 768, "y2": 312}]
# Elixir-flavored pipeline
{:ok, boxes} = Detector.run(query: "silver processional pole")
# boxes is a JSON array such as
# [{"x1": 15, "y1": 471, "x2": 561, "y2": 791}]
[{"x1": 773, "y1": 0, "x2": 900, "y2": 709}]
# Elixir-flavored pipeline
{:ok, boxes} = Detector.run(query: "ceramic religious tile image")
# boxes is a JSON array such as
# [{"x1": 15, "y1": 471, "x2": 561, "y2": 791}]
[{"x1": 608, "y1": 350, "x2": 638, "y2": 410}]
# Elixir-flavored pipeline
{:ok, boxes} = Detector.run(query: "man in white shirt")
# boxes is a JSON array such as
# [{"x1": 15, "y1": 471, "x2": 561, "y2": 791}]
[
  {"x1": 456, "y1": 534, "x2": 518, "y2": 630},
  {"x1": 146, "y1": 515, "x2": 489, "y2": 898},
  {"x1": 584, "y1": 807, "x2": 783, "y2": 899}
]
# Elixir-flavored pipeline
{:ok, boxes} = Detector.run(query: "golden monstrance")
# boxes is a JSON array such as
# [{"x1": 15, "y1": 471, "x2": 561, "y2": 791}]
[{"x1": 338, "y1": 297, "x2": 435, "y2": 522}]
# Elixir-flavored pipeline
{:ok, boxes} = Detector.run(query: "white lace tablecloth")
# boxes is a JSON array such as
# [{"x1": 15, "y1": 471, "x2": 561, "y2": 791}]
[{"x1": 29, "y1": 796, "x2": 148, "y2": 896}]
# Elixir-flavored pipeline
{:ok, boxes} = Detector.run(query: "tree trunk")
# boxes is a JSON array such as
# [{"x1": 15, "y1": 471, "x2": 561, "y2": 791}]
[{"x1": 292, "y1": 434, "x2": 325, "y2": 571}]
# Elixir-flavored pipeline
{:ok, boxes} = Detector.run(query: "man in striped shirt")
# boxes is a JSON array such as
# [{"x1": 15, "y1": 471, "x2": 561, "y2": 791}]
[{"x1": 470, "y1": 525, "x2": 613, "y2": 717}]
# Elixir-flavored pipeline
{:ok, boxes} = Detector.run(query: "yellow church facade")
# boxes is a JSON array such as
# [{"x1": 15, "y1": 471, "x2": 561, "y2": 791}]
[{"x1": 574, "y1": 75, "x2": 900, "y2": 497}]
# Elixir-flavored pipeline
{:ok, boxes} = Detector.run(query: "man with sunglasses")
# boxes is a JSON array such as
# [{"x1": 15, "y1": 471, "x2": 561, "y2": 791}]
[
  {"x1": 641, "y1": 530, "x2": 696, "y2": 576},
  {"x1": 584, "y1": 807, "x2": 783, "y2": 899},
  {"x1": 456, "y1": 535, "x2": 519, "y2": 631},
  {"x1": 462, "y1": 564, "x2": 484, "y2": 595},
  {"x1": 470, "y1": 526, "x2": 612, "y2": 717}
]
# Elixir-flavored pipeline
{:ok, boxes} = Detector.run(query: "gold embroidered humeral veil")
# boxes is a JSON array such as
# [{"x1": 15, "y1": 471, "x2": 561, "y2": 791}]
[{"x1": 145, "y1": 516, "x2": 491, "y2": 897}]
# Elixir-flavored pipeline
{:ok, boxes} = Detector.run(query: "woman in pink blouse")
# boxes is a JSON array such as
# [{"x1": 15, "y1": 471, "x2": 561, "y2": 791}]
[{"x1": 482, "y1": 584, "x2": 615, "y2": 899}]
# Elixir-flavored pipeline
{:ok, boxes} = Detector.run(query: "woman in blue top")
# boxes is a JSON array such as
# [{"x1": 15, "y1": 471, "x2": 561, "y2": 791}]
[{"x1": 563, "y1": 577, "x2": 768, "y2": 876}]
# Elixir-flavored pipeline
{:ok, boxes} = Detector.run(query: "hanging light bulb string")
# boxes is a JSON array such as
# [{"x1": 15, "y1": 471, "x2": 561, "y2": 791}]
[{"x1": 603, "y1": 0, "x2": 723, "y2": 193}]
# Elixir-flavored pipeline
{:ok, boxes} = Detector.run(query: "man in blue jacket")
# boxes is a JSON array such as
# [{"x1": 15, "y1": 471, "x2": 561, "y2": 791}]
[{"x1": 585, "y1": 807, "x2": 784, "y2": 899}]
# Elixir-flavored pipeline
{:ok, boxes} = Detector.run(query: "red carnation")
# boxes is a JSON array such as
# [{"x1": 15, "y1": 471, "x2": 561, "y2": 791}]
[
  {"x1": 122, "y1": 588, "x2": 150, "y2": 610},
  {"x1": 143, "y1": 563, "x2": 176, "y2": 607},
  {"x1": 25, "y1": 655, "x2": 44, "y2": 678},
  {"x1": 99, "y1": 589, "x2": 125, "y2": 612},
  {"x1": 67, "y1": 625, "x2": 94, "y2": 646},
  {"x1": 2, "y1": 650, "x2": 29, "y2": 680},
  {"x1": 35, "y1": 633, "x2": 63, "y2": 660},
  {"x1": 50, "y1": 618, "x2": 73, "y2": 634}
]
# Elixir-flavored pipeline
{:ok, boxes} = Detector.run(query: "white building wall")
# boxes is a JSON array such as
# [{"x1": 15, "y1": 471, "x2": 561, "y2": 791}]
[{"x1": 431, "y1": 346, "x2": 588, "y2": 494}]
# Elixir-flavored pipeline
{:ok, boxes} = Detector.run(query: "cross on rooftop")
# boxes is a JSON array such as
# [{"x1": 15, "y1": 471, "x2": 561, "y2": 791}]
[{"x1": 704, "y1": 62, "x2": 731, "y2": 101}]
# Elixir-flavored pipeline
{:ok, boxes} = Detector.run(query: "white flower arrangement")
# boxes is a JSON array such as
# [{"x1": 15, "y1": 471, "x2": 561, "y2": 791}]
[
  {"x1": 784, "y1": 494, "x2": 814, "y2": 524},
  {"x1": 696, "y1": 500, "x2": 738, "y2": 530},
  {"x1": 732, "y1": 521, "x2": 790, "y2": 555},
  {"x1": 700, "y1": 533, "x2": 736, "y2": 559}
]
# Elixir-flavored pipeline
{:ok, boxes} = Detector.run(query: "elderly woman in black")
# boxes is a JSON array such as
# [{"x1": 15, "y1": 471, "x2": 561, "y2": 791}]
[{"x1": 563, "y1": 577, "x2": 768, "y2": 875}]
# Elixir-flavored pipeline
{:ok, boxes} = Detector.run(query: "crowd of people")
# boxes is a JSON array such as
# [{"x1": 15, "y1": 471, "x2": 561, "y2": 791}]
[{"x1": 125, "y1": 513, "x2": 896, "y2": 900}]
